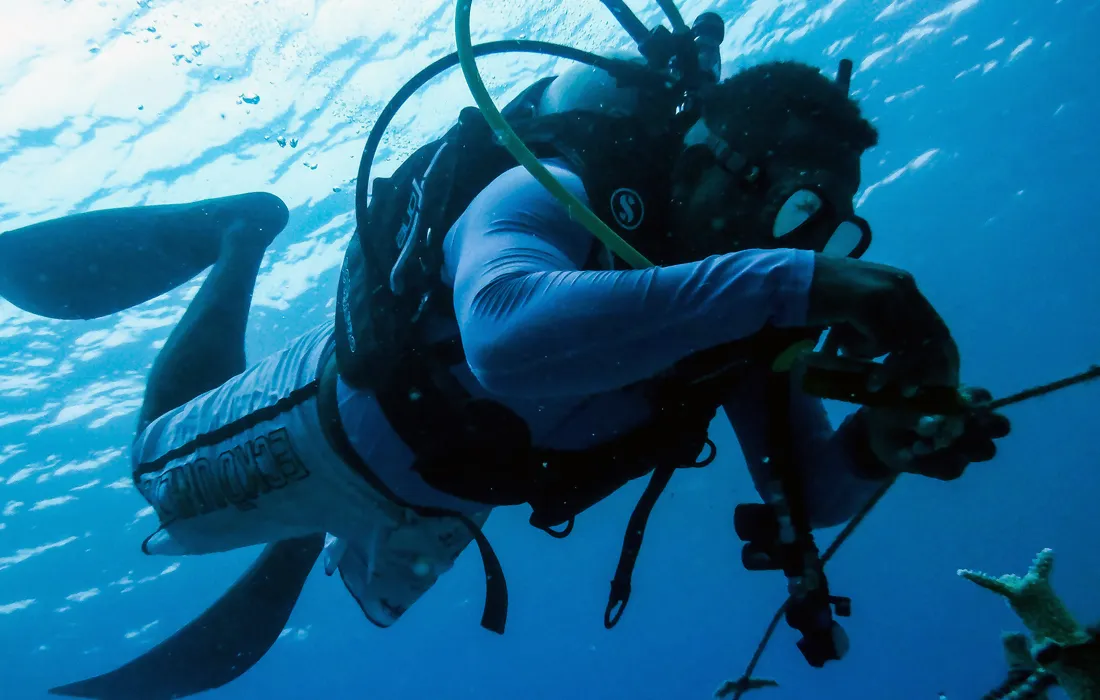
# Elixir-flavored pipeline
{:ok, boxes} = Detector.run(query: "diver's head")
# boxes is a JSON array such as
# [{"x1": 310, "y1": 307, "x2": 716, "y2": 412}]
[
  {"x1": 539, "y1": 59, "x2": 643, "y2": 118},
  {"x1": 667, "y1": 60, "x2": 880, "y2": 263}
]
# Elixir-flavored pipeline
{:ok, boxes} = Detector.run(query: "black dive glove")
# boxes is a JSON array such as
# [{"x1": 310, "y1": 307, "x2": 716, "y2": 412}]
[{"x1": 841, "y1": 388, "x2": 1012, "y2": 480}]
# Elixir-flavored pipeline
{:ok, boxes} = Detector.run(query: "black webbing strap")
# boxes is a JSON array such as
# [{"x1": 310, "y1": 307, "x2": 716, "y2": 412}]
[
  {"x1": 315, "y1": 349, "x2": 508, "y2": 634},
  {"x1": 603, "y1": 438, "x2": 716, "y2": 629},
  {"x1": 603, "y1": 464, "x2": 676, "y2": 628}
]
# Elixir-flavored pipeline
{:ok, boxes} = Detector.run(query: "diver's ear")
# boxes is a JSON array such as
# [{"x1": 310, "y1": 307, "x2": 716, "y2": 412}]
[{"x1": 671, "y1": 143, "x2": 715, "y2": 188}]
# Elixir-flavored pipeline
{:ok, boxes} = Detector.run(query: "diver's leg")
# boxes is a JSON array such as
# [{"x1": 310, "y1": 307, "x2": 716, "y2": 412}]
[
  {"x1": 137, "y1": 222, "x2": 273, "y2": 428},
  {"x1": 0, "y1": 192, "x2": 287, "y2": 320},
  {"x1": 49, "y1": 534, "x2": 326, "y2": 700}
]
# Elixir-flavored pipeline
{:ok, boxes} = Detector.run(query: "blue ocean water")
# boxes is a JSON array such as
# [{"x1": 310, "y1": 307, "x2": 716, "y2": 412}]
[{"x1": 0, "y1": 0, "x2": 1097, "y2": 698}]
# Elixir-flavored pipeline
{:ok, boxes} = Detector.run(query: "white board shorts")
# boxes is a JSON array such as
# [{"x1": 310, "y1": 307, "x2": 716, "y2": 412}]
[{"x1": 131, "y1": 321, "x2": 489, "y2": 627}]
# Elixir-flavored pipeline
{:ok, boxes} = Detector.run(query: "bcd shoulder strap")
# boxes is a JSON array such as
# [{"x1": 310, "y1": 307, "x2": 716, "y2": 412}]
[
  {"x1": 335, "y1": 78, "x2": 557, "y2": 391},
  {"x1": 511, "y1": 111, "x2": 684, "y2": 266}
]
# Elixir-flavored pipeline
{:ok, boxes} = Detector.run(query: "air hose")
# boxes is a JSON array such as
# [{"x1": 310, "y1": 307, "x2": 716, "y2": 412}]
[{"x1": 453, "y1": 0, "x2": 654, "y2": 269}]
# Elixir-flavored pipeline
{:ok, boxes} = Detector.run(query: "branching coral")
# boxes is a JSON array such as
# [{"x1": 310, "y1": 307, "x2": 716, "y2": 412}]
[
  {"x1": 959, "y1": 549, "x2": 1100, "y2": 700},
  {"x1": 714, "y1": 676, "x2": 779, "y2": 698}
]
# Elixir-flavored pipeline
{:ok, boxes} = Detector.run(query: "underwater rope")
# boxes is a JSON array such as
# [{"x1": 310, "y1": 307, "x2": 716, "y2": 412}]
[{"x1": 725, "y1": 364, "x2": 1100, "y2": 700}]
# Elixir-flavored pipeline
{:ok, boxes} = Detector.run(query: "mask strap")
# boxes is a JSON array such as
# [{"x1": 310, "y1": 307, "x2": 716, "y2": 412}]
[{"x1": 684, "y1": 119, "x2": 762, "y2": 187}]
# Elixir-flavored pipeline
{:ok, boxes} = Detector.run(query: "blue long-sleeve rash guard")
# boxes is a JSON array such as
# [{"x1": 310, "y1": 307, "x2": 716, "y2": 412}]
[{"x1": 337, "y1": 161, "x2": 889, "y2": 526}]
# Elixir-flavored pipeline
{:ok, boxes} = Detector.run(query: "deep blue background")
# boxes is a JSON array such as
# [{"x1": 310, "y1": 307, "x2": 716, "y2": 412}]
[{"x1": 1, "y1": 0, "x2": 1097, "y2": 698}]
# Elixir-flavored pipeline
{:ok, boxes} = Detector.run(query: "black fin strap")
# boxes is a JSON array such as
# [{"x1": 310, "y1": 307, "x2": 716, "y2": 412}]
[
  {"x1": 604, "y1": 465, "x2": 676, "y2": 629},
  {"x1": 455, "y1": 514, "x2": 509, "y2": 635}
]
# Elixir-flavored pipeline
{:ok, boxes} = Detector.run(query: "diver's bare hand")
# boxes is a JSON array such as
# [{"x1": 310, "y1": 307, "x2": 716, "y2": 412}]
[
  {"x1": 807, "y1": 255, "x2": 960, "y2": 395},
  {"x1": 862, "y1": 387, "x2": 1012, "y2": 479}
]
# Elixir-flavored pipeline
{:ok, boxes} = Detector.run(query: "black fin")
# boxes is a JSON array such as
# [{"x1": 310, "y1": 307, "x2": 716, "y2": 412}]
[
  {"x1": 0, "y1": 192, "x2": 288, "y2": 320},
  {"x1": 49, "y1": 533, "x2": 325, "y2": 700}
]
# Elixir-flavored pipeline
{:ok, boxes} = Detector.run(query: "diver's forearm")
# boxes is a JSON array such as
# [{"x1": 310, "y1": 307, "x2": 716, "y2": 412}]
[
  {"x1": 459, "y1": 248, "x2": 815, "y2": 397},
  {"x1": 725, "y1": 374, "x2": 892, "y2": 529}
]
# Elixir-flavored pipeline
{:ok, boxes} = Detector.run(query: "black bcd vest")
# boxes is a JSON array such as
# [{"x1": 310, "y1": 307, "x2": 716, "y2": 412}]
[{"x1": 332, "y1": 77, "x2": 821, "y2": 632}]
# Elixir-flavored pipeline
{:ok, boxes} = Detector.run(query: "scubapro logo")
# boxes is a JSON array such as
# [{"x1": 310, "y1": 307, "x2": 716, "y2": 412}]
[{"x1": 609, "y1": 188, "x2": 644, "y2": 231}]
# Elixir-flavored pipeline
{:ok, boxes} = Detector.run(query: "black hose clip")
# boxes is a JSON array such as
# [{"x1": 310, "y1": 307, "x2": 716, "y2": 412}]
[
  {"x1": 787, "y1": 587, "x2": 851, "y2": 667},
  {"x1": 734, "y1": 502, "x2": 851, "y2": 668},
  {"x1": 691, "y1": 12, "x2": 724, "y2": 82}
]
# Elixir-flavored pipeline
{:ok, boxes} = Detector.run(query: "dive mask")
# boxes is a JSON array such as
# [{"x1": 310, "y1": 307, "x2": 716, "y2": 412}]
[
  {"x1": 685, "y1": 120, "x2": 873, "y2": 259},
  {"x1": 770, "y1": 184, "x2": 872, "y2": 259}
]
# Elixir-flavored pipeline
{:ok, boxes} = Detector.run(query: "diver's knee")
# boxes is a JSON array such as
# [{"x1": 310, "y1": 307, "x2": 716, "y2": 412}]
[{"x1": 238, "y1": 192, "x2": 289, "y2": 235}]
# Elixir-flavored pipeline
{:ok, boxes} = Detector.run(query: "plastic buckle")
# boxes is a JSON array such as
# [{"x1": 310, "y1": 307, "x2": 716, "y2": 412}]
[
  {"x1": 796, "y1": 620, "x2": 850, "y2": 668},
  {"x1": 830, "y1": 595, "x2": 852, "y2": 618},
  {"x1": 786, "y1": 583, "x2": 852, "y2": 667},
  {"x1": 639, "y1": 25, "x2": 676, "y2": 69}
]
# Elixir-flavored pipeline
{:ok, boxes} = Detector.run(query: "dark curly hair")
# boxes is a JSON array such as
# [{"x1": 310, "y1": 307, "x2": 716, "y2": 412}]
[{"x1": 700, "y1": 60, "x2": 879, "y2": 162}]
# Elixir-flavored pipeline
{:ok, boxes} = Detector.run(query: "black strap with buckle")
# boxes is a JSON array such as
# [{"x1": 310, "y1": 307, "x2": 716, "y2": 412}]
[{"x1": 315, "y1": 347, "x2": 509, "y2": 635}]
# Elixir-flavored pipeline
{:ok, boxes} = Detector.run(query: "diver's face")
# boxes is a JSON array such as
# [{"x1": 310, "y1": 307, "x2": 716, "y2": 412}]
[{"x1": 670, "y1": 120, "x2": 866, "y2": 262}]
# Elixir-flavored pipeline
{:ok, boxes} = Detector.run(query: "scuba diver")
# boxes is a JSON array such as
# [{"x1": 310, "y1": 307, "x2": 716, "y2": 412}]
[{"x1": 0, "y1": 2, "x2": 1014, "y2": 699}]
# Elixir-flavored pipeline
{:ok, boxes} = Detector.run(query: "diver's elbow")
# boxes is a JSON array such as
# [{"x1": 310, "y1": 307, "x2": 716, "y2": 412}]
[
  {"x1": 458, "y1": 274, "x2": 554, "y2": 397},
  {"x1": 463, "y1": 331, "x2": 542, "y2": 398},
  {"x1": 808, "y1": 509, "x2": 849, "y2": 530},
  {"x1": 805, "y1": 493, "x2": 863, "y2": 529}
]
